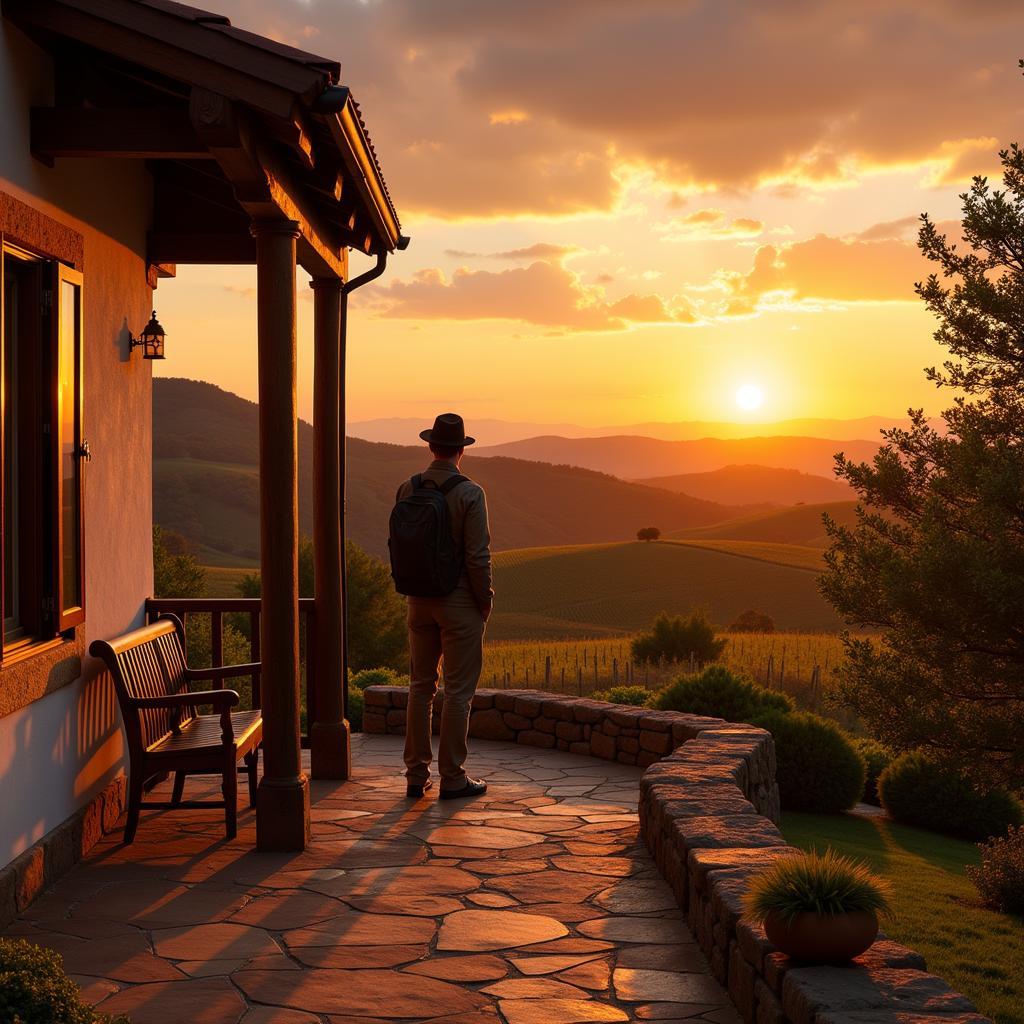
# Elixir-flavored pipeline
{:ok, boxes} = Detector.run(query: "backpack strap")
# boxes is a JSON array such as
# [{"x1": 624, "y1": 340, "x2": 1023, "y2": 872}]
[{"x1": 439, "y1": 474, "x2": 469, "y2": 495}]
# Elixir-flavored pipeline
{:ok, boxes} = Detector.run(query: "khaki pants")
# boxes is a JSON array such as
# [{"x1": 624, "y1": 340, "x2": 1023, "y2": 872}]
[{"x1": 404, "y1": 587, "x2": 485, "y2": 791}]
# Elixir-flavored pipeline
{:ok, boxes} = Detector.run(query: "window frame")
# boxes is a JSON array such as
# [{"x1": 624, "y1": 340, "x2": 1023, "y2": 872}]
[
  {"x1": 51, "y1": 262, "x2": 86, "y2": 634},
  {"x1": 0, "y1": 235, "x2": 87, "y2": 660}
]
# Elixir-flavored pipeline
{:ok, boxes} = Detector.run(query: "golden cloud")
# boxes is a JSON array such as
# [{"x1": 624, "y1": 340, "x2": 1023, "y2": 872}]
[
  {"x1": 373, "y1": 261, "x2": 693, "y2": 330},
  {"x1": 443, "y1": 243, "x2": 581, "y2": 262},
  {"x1": 214, "y1": 0, "x2": 1024, "y2": 219},
  {"x1": 719, "y1": 233, "x2": 932, "y2": 313},
  {"x1": 657, "y1": 208, "x2": 765, "y2": 241}
]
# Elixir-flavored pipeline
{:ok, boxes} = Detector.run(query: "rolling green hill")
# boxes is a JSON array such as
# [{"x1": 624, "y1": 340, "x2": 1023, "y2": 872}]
[
  {"x1": 154, "y1": 378, "x2": 749, "y2": 564},
  {"x1": 668, "y1": 501, "x2": 859, "y2": 548},
  {"x1": 637, "y1": 464, "x2": 851, "y2": 506},
  {"x1": 487, "y1": 540, "x2": 842, "y2": 640}
]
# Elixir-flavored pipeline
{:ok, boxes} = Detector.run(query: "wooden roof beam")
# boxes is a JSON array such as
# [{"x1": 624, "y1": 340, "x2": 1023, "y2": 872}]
[
  {"x1": 5, "y1": 0, "x2": 313, "y2": 118},
  {"x1": 189, "y1": 88, "x2": 346, "y2": 279},
  {"x1": 147, "y1": 231, "x2": 255, "y2": 264},
  {"x1": 32, "y1": 106, "x2": 209, "y2": 161}
]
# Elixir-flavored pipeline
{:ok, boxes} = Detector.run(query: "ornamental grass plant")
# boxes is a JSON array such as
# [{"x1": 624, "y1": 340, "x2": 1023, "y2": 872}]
[{"x1": 744, "y1": 849, "x2": 893, "y2": 925}]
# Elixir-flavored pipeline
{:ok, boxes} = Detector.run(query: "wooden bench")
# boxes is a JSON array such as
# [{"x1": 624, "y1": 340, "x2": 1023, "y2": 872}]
[{"x1": 89, "y1": 613, "x2": 262, "y2": 843}]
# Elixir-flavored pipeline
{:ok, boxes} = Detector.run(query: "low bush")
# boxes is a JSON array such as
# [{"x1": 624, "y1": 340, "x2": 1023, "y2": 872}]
[
  {"x1": 852, "y1": 737, "x2": 893, "y2": 806},
  {"x1": 878, "y1": 751, "x2": 1023, "y2": 841},
  {"x1": 349, "y1": 667, "x2": 408, "y2": 691},
  {"x1": 347, "y1": 686, "x2": 365, "y2": 732},
  {"x1": 729, "y1": 609, "x2": 775, "y2": 633},
  {"x1": 632, "y1": 609, "x2": 726, "y2": 665},
  {"x1": 592, "y1": 685, "x2": 651, "y2": 706},
  {"x1": 968, "y1": 825, "x2": 1024, "y2": 913},
  {"x1": 652, "y1": 665, "x2": 792, "y2": 723},
  {"x1": 0, "y1": 938, "x2": 129, "y2": 1023},
  {"x1": 755, "y1": 710, "x2": 865, "y2": 813},
  {"x1": 744, "y1": 848, "x2": 892, "y2": 924}
]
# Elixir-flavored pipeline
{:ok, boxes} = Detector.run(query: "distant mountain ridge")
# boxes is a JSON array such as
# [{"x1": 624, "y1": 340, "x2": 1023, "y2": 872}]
[
  {"x1": 474, "y1": 434, "x2": 880, "y2": 480},
  {"x1": 350, "y1": 414, "x2": 909, "y2": 446},
  {"x1": 153, "y1": 378, "x2": 753, "y2": 565}
]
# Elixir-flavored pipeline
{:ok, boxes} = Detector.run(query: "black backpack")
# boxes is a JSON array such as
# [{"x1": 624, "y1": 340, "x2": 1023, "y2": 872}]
[{"x1": 388, "y1": 474, "x2": 469, "y2": 597}]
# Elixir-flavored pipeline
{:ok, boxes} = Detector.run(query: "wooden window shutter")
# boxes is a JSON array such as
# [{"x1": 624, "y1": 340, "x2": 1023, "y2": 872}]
[{"x1": 51, "y1": 262, "x2": 85, "y2": 631}]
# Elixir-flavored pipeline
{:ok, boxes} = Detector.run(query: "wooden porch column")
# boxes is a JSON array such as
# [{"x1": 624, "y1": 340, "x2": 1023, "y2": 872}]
[
  {"x1": 309, "y1": 275, "x2": 350, "y2": 779},
  {"x1": 252, "y1": 218, "x2": 311, "y2": 851}
]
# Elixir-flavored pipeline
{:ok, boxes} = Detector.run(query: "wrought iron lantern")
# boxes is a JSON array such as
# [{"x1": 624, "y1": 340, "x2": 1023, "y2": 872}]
[{"x1": 130, "y1": 310, "x2": 166, "y2": 360}]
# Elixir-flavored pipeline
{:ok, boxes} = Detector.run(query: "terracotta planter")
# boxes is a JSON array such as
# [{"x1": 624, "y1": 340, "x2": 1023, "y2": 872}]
[{"x1": 763, "y1": 909, "x2": 878, "y2": 963}]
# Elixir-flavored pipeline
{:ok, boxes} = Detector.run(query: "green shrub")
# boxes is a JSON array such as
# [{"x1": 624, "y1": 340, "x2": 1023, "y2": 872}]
[
  {"x1": 744, "y1": 848, "x2": 892, "y2": 924},
  {"x1": 652, "y1": 665, "x2": 792, "y2": 723},
  {"x1": 729, "y1": 609, "x2": 775, "y2": 633},
  {"x1": 592, "y1": 685, "x2": 651, "y2": 707},
  {"x1": 852, "y1": 737, "x2": 893, "y2": 806},
  {"x1": 349, "y1": 667, "x2": 409, "y2": 691},
  {"x1": 755, "y1": 710, "x2": 866, "y2": 813},
  {"x1": 347, "y1": 686, "x2": 365, "y2": 732},
  {"x1": 0, "y1": 938, "x2": 129, "y2": 1023},
  {"x1": 631, "y1": 610, "x2": 726, "y2": 665},
  {"x1": 968, "y1": 825, "x2": 1024, "y2": 913},
  {"x1": 878, "y1": 751, "x2": 1023, "y2": 841}
]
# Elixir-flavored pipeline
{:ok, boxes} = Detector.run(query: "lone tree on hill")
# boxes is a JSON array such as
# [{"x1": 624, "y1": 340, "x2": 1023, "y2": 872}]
[
  {"x1": 820, "y1": 139, "x2": 1024, "y2": 787},
  {"x1": 637, "y1": 526, "x2": 661, "y2": 542}
]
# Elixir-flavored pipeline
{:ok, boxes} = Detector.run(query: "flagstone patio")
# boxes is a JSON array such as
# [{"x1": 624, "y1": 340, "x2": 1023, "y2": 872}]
[{"x1": 4, "y1": 734, "x2": 734, "y2": 1024}]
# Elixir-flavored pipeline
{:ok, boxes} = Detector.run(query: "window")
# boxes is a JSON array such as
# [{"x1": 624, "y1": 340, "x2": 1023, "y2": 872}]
[{"x1": 0, "y1": 241, "x2": 85, "y2": 656}]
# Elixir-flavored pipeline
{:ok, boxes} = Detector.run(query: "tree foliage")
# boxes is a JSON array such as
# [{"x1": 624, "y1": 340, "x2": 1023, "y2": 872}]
[
  {"x1": 820, "y1": 143, "x2": 1024, "y2": 787},
  {"x1": 153, "y1": 525, "x2": 206, "y2": 597},
  {"x1": 636, "y1": 526, "x2": 661, "y2": 542},
  {"x1": 237, "y1": 538, "x2": 407, "y2": 673},
  {"x1": 729, "y1": 609, "x2": 775, "y2": 633},
  {"x1": 632, "y1": 609, "x2": 725, "y2": 665}
]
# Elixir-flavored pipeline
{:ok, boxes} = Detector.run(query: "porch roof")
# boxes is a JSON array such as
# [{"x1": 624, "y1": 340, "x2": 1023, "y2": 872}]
[{"x1": 3, "y1": 0, "x2": 405, "y2": 274}]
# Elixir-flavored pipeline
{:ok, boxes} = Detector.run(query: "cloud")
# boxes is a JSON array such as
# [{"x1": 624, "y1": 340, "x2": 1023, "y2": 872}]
[
  {"x1": 374, "y1": 261, "x2": 692, "y2": 330},
  {"x1": 719, "y1": 233, "x2": 930, "y2": 313},
  {"x1": 657, "y1": 208, "x2": 765, "y2": 241},
  {"x1": 208, "y1": 0, "x2": 1024, "y2": 219},
  {"x1": 443, "y1": 243, "x2": 581, "y2": 262},
  {"x1": 857, "y1": 215, "x2": 921, "y2": 242}
]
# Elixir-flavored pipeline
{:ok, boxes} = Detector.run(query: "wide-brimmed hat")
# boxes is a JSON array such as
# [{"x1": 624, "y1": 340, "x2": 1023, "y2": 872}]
[{"x1": 419, "y1": 413, "x2": 475, "y2": 447}]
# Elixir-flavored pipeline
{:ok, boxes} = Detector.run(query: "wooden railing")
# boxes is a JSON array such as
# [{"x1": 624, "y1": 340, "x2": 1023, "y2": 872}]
[{"x1": 145, "y1": 598, "x2": 318, "y2": 744}]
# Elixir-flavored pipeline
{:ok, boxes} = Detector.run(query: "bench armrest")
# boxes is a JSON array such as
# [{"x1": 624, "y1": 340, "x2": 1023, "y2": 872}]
[
  {"x1": 185, "y1": 663, "x2": 260, "y2": 683},
  {"x1": 135, "y1": 690, "x2": 241, "y2": 745},
  {"x1": 134, "y1": 690, "x2": 240, "y2": 710}
]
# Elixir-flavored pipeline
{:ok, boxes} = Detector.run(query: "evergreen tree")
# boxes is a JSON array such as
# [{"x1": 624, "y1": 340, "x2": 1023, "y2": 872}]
[{"x1": 821, "y1": 141, "x2": 1024, "y2": 786}]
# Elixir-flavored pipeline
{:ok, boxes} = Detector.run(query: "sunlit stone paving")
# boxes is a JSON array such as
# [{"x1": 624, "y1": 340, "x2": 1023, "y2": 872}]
[{"x1": 3, "y1": 734, "x2": 734, "y2": 1024}]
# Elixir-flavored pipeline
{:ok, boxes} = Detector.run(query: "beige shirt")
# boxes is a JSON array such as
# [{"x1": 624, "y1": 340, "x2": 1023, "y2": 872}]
[{"x1": 397, "y1": 460, "x2": 494, "y2": 607}]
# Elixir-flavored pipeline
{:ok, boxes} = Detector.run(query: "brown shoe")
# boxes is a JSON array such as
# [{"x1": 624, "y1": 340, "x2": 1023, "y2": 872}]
[
  {"x1": 406, "y1": 779, "x2": 433, "y2": 799},
  {"x1": 440, "y1": 779, "x2": 487, "y2": 800}
]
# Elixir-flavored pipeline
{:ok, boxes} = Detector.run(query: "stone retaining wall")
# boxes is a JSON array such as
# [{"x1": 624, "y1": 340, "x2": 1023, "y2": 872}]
[
  {"x1": 0, "y1": 774, "x2": 125, "y2": 931},
  {"x1": 365, "y1": 686, "x2": 990, "y2": 1024}
]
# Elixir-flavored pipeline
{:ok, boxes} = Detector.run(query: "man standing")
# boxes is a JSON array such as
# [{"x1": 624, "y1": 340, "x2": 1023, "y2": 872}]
[{"x1": 389, "y1": 413, "x2": 494, "y2": 800}]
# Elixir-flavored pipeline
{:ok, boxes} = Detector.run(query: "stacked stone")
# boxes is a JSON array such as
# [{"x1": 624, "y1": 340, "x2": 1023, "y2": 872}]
[
  {"x1": 365, "y1": 685, "x2": 991, "y2": 1024},
  {"x1": 0, "y1": 774, "x2": 126, "y2": 930}
]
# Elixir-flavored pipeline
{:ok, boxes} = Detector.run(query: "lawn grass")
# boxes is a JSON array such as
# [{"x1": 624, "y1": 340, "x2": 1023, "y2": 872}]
[{"x1": 782, "y1": 811, "x2": 1024, "y2": 1024}]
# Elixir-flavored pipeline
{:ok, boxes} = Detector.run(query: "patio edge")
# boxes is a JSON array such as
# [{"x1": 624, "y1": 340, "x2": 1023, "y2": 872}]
[{"x1": 365, "y1": 685, "x2": 991, "y2": 1024}]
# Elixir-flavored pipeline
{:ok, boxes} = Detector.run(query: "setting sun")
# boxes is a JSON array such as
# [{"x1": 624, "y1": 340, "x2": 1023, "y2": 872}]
[{"x1": 735, "y1": 383, "x2": 765, "y2": 411}]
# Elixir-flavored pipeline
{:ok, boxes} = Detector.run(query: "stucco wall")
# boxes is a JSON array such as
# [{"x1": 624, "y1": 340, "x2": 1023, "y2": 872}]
[{"x1": 0, "y1": 21, "x2": 154, "y2": 865}]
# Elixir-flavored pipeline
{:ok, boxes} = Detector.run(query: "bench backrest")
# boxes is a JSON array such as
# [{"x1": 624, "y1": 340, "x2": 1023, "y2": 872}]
[{"x1": 89, "y1": 614, "x2": 191, "y2": 753}]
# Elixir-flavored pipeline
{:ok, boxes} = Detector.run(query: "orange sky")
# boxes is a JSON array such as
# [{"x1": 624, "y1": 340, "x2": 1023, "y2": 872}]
[{"x1": 155, "y1": 0, "x2": 1024, "y2": 428}]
